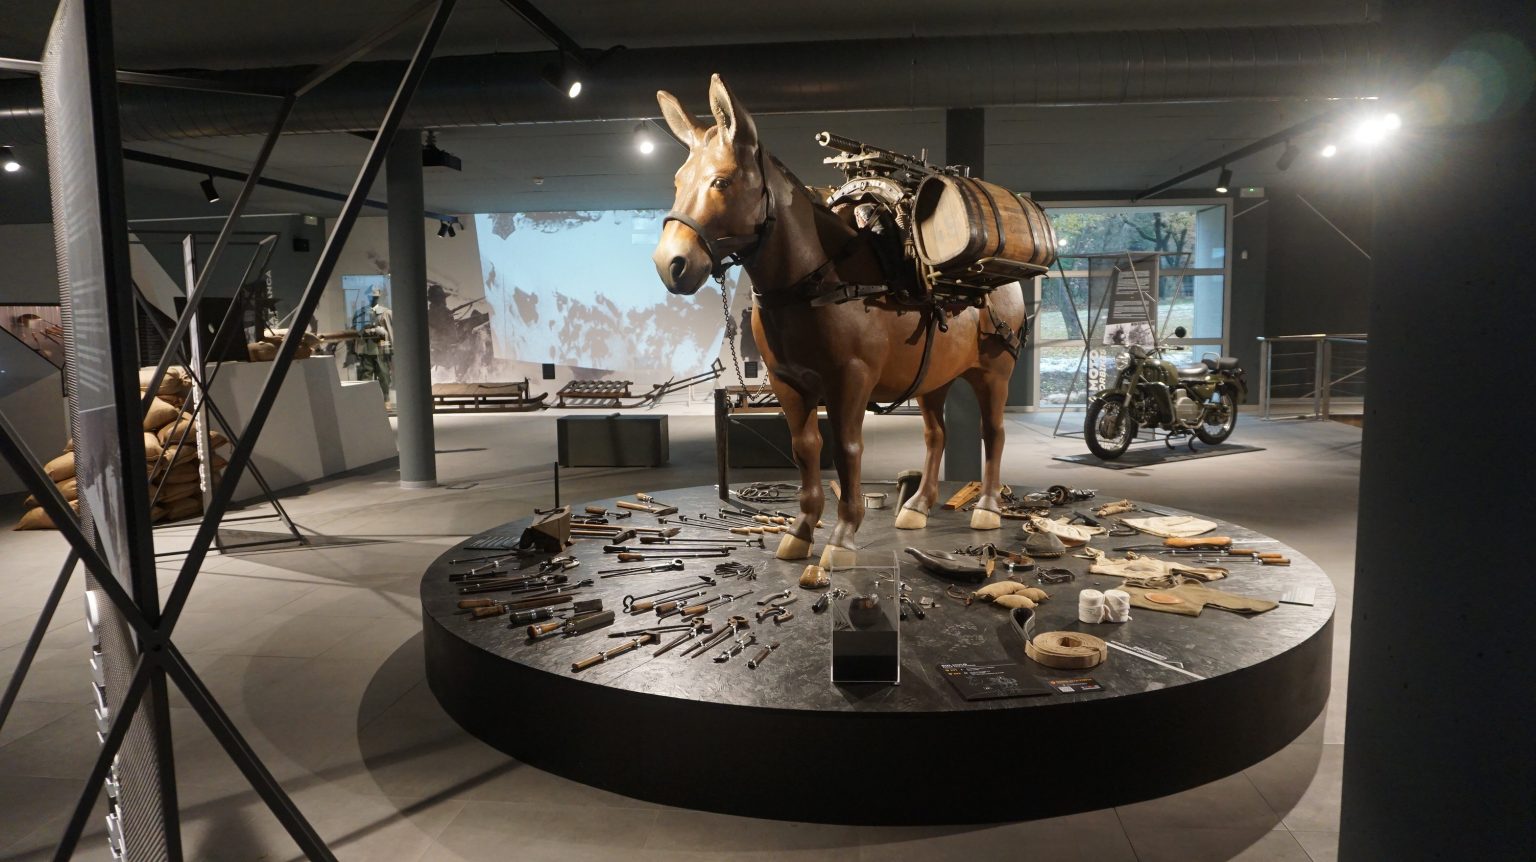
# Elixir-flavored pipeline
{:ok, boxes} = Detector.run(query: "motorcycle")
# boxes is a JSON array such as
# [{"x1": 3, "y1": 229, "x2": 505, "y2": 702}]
[{"x1": 1084, "y1": 326, "x2": 1247, "y2": 459}]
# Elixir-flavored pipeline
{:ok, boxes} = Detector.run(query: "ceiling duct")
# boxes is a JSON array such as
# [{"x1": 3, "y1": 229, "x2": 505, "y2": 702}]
[{"x1": 0, "y1": 25, "x2": 1382, "y2": 144}]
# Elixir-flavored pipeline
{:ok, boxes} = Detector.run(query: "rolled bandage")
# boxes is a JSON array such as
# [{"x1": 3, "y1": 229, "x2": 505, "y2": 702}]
[
  {"x1": 1078, "y1": 589, "x2": 1106, "y2": 624},
  {"x1": 1104, "y1": 589, "x2": 1132, "y2": 623}
]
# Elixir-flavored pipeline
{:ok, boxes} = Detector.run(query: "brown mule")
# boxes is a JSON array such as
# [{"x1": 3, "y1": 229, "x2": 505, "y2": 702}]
[{"x1": 652, "y1": 74, "x2": 1027, "y2": 565}]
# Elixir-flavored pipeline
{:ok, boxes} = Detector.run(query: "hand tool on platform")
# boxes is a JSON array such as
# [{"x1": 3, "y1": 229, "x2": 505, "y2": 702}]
[
  {"x1": 581, "y1": 505, "x2": 629, "y2": 520},
  {"x1": 694, "y1": 512, "x2": 782, "y2": 534},
  {"x1": 603, "y1": 545, "x2": 735, "y2": 557},
  {"x1": 747, "y1": 641, "x2": 780, "y2": 669},
  {"x1": 473, "y1": 579, "x2": 591, "y2": 603},
  {"x1": 757, "y1": 590, "x2": 792, "y2": 606},
  {"x1": 611, "y1": 550, "x2": 731, "y2": 562},
  {"x1": 616, "y1": 494, "x2": 679, "y2": 516},
  {"x1": 653, "y1": 592, "x2": 716, "y2": 618},
  {"x1": 714, "y1": 631, "x2": 758, "y2": 663},
  {"x1": 713, "y1": 561, "x2": 759, "y2": 581},
  {"x1": 526, "y1": 607, "x2": 613, "y2": 639},
  {"x1": 606, "y1": 621, "x2": 702, "y2": 638},
  {"x1": 570, "y1": 524, "x2": 678, "y2": 537},
  {"x1": 673, "y1": 516, "x2": 757, "y2": 535},
  {"x1": 457, "y1": 574, "x2": 587, "y2": 596},
  {"x1": 455, "y1": 573, "x2": 567, "y2": 599},
  {"x1": 655, "y1": 626, "x2": 704, "y2": 656},
  {"x1": 717, "y1": 509, "x2": 790, "y2": 526},
  {"x1": 457, "y1": 596, "x2": 600, "y2": 620},
  {"x1": 598, "y1": 559, "x2": 687, "y2": 578},
  {"x1": 899, "y1": 595, "x2": 926, "y2": 620},
  {"x1": 572, "y1": 632, "x2": 660, "y2": 671},
  {"x1": 757, "y1": 606, "x2": 795, "y2": 624},
  {"x1": 623, "y1": 579, "x2": 716, "y2": 612},
  {"x1": 811, "y1": 588, "x2": 847, "y2": 614},
  {"x1": 639, "y1": 534, "x2": 765, "y2": 547},
  {"x1": 678, "y1": 590, "x2": 755, "y2": 618},
  {"x1": 681, "y1": 615, "x2": 748, "y2": 657}
]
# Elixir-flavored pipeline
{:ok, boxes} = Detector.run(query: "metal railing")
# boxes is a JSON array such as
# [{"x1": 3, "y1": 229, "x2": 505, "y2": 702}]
[{"x1": 1257, "y1": 333, "x2": 1368, "y2": 420}]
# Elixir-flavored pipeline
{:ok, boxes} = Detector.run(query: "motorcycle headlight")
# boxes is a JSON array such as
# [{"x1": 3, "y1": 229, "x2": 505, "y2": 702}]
[{"x1": 1113, "y1": 351, "x2": 1130, "y2": 371}]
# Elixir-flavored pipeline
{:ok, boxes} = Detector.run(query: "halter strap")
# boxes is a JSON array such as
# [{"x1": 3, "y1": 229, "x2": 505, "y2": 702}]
[{"x1": 662, "y1": 149, "x2": 777, "y2": 278}]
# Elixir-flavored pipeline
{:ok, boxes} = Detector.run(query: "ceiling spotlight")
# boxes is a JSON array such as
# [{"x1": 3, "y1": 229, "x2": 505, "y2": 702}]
[
  {"x1": 1351, "y1": 112, "x2": 1401, "y2": 147},
  {"x1": 541, "y1": 59, "x2": 582, "y2": 99},
  {"x1": 1215, "y1": 166, "x2": 1232, "y2": 194},
  {"x1": 1319, "y1": 143, "x2": 1338, "y2": 158},
  {"x1": 447, "y1": 222, "x2": 457, "y2": 238},
  {"x1": 437, "y1": 221, "x2": 450, "y2": 238},
  {"x1": 200, "y1": 175, "x2": 220, "y2": 203},
  {"x1": 634, "y1": 122, "x2": 657, "y2": 154},
  {"x1": 1276, "y1": 140, "x2": 1299, "y2": 171},
  {"x1": 1, "y1": 146, "x2": 18, "y2": 173}
]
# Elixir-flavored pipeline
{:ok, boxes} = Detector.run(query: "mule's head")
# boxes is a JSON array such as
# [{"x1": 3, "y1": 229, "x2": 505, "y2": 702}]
[{"x1": 653, "y1": 74, "x2": 763, "y2": 295}]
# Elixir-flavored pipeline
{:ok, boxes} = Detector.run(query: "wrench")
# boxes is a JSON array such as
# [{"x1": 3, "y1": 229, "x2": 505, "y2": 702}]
[{"x1": 598, "y1": 559, "x2": 686, "y2": 578}]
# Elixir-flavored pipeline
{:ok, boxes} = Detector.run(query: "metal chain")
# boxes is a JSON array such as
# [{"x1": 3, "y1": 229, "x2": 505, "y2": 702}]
[{"x1": 717, "y1": 274, "x2": 761, "y2": 395}]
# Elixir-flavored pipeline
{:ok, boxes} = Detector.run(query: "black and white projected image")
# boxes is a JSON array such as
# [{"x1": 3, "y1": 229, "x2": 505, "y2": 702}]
[{"x1": 475, "y1": 210, "x2": 727, "y2": 377}]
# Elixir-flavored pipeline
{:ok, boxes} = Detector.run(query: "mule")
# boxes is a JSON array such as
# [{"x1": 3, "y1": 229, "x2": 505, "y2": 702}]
[{"x1": 652, "y1": 74, "x2": 1027, "y2": 566}]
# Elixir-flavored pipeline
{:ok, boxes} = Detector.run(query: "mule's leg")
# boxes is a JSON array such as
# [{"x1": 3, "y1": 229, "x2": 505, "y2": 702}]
[
  {"x1": 774, "y1": 385, "x2": 824, "y2": 560},
  {"x1": 819, "y1": 381, "x2": 872, "y2": 568},
  {"x1": 963, "y1": 369, "x2": 1011, "y2": 530},
  {"x1": 894, "y1": 383, "x2": 952, "y2": 530}
]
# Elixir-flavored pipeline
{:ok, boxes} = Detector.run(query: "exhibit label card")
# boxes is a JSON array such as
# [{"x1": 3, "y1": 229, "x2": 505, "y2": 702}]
[{"x1": 938, "y1": 662, "x2": 1055, "y2": 701}]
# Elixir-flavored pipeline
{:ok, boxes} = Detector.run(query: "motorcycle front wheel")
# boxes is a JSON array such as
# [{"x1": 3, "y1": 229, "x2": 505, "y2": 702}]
[
  {"x1": 1085, "y1": 394, "x2": 1136, "y2": 459},
  {"x1": 1193, "y1": 383, "x2": 1240, "y2": 444}
]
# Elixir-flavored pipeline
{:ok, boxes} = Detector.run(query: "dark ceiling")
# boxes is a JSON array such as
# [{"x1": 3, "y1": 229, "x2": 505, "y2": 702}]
[{"x1": 0, "y1": 1, "x2": 1381, "y2": 223}]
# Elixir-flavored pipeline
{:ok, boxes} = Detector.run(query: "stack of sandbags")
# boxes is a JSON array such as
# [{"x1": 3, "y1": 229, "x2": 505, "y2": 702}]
[
  {"x1": 247, "y1": 329, "x2": 319, "y2": 362},
  {"x1": 14, "y1": 367, "x2": 230, "y2": 530}
]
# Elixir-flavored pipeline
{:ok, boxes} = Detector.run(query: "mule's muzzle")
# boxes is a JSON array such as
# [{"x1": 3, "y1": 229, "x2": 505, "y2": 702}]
[{"x1": 653, "y1": 222, "x2": 710, "y2": 295}]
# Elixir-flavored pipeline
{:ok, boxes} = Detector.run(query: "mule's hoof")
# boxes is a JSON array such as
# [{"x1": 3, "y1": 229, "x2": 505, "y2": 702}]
[
  {"x1": 893, "y1": 507, "x2": 929, "y2": 530},
  {"x1": 819, "y1": 543, "x2": 858, "y2": 568},
  {"x1": 970, "y1": 508, "x2": 1002, "y2": 531},
  {"x1": 776, "y1": 534, "x2": 813, "y2": 561}
]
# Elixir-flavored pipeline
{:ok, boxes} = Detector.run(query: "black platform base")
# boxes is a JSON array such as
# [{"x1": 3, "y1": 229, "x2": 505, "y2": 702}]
[
  {"x1": 1054, "y1": 443, "x2": 1266, "y2": 469},
  {"x1": 422, "y1": 483, "x2": 1333, "y2": 825}
]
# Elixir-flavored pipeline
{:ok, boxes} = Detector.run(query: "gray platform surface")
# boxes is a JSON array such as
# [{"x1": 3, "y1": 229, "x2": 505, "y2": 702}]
[{"x1": 422, "y1": 483, "x2": 1332, "y2": 714}]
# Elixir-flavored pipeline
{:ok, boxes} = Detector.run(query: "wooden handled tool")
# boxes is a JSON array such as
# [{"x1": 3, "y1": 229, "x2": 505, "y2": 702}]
[
  {"x1": 1166, "y1": 536, "x2": 1230, "y2": 548},
  {"x1": 572, "y1": 632, "x2": 659, "y2": 671},
  {"x1": 942, "y1": 481, "x2": 983, "y2": 510},
  {"x1": 747, "y1": 641, "x2": 780, "y2": 669},
  {"x1": 616, "y1": 499, "x2": 679, "y2": 516}
]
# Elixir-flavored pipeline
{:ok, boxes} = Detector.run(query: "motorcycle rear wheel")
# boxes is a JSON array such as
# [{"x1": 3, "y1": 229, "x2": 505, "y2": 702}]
[
  {"x1": 1085, "y1": 394, "x2": 1136, "y2": 460},
  {"x1": 1193, "y1": 384, "x2": 1240, "y2": 444}
]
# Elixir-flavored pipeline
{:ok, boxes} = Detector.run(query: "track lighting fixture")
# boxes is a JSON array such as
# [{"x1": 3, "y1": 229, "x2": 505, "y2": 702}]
[
  {"x1": 437, "y1": 219, "x2": 459, "y2": 239},
  {"x1": 438, "y1": 221, "x2": 450, "y2": 238},
  {"x1": 1215, "y1": 166, "x2": 1232, "y2": 194},
  {"x1": 541, "y1": 58, "x2": 582, "y2": 99},
  {"x1": 1276, "y1": 140, "x2": 1299, "y2": 172},
  {"x1": 1, "y1": 146, "x2": 18, "y2": 173},
  {"x1": 421, "y1": 131, "x2": 462, "y2": 171},
  {"x1": 200, "y1": 174, "x2": 220, "y2": 203}
]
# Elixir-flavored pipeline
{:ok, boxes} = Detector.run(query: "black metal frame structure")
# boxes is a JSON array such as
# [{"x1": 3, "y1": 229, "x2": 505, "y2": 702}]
[{"x1": 0, "y1": 1, "x2": 459, "y2": 858}]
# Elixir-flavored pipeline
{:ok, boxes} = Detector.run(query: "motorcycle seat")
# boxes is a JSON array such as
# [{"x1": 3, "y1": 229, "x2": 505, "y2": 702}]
[
  {"x1": 1202, "y1": 356, "x2": 1240, "y2": 371},
  {"x1": 1178, "y1": 365, "x2": 1211, "y2": 379}
]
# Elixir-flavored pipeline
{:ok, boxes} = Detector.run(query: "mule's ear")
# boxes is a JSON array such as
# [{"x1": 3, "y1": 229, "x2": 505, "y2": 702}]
[
  {"x1": 708, "y1": 73, "x2": 757, "y2": 149},
  {"x1": 657, "y1": 90, "x2": 707, "y2": 148}
]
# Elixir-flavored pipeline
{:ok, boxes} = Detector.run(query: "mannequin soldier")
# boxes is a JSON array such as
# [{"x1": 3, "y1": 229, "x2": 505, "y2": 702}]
[{"x1": 348, "y1": 285, "x2": 394, "y2": 400}]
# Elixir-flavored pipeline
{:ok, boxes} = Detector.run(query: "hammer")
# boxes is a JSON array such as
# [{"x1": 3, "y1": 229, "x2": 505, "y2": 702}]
[{"x1": 616, "y1": 495, "x2": 679, "y2": 517}]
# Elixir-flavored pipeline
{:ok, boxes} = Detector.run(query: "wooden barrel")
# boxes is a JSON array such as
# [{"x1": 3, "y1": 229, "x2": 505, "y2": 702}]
[{"x1": 912, "y1": 174, "x2": 1057, "y2": 273}]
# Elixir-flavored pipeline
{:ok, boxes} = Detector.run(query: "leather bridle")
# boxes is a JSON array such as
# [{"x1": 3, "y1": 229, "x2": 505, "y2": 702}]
[{"x1": 662, "y1": 148, "x2": 777, "y2": 279}]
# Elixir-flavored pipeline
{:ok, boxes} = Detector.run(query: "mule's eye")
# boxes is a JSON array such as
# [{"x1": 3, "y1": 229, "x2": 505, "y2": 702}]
[{"x1": 710, "y1": 177, "x2": 731, "y2": 190}]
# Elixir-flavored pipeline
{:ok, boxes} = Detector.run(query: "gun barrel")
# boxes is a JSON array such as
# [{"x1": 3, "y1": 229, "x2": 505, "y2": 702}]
[{"x1": 815, "y1": 131, "x2": 864, "y2": 154}]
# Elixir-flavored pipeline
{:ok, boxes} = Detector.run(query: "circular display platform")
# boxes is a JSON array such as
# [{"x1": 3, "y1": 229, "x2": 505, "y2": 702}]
[{"x1": 422, "y1": 484, "x2": 1333, "y2": 825}]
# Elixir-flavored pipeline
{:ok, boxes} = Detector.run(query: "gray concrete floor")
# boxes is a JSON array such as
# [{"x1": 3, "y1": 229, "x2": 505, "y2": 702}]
[{"x1": 0, "y1": 410, "x2": 1359, "y2": 861}]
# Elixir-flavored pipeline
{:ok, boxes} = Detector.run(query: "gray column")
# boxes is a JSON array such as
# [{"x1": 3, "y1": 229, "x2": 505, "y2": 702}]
[
  {"x1": 386, "y1": 129, "x2": 437, "y2": 488},
  {"x1": 1340, "y1": 3, "x2": 1533, "y2": 859},
  {"x1": 942, "y1": 108, "x2": 984, "y2": 480}
]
